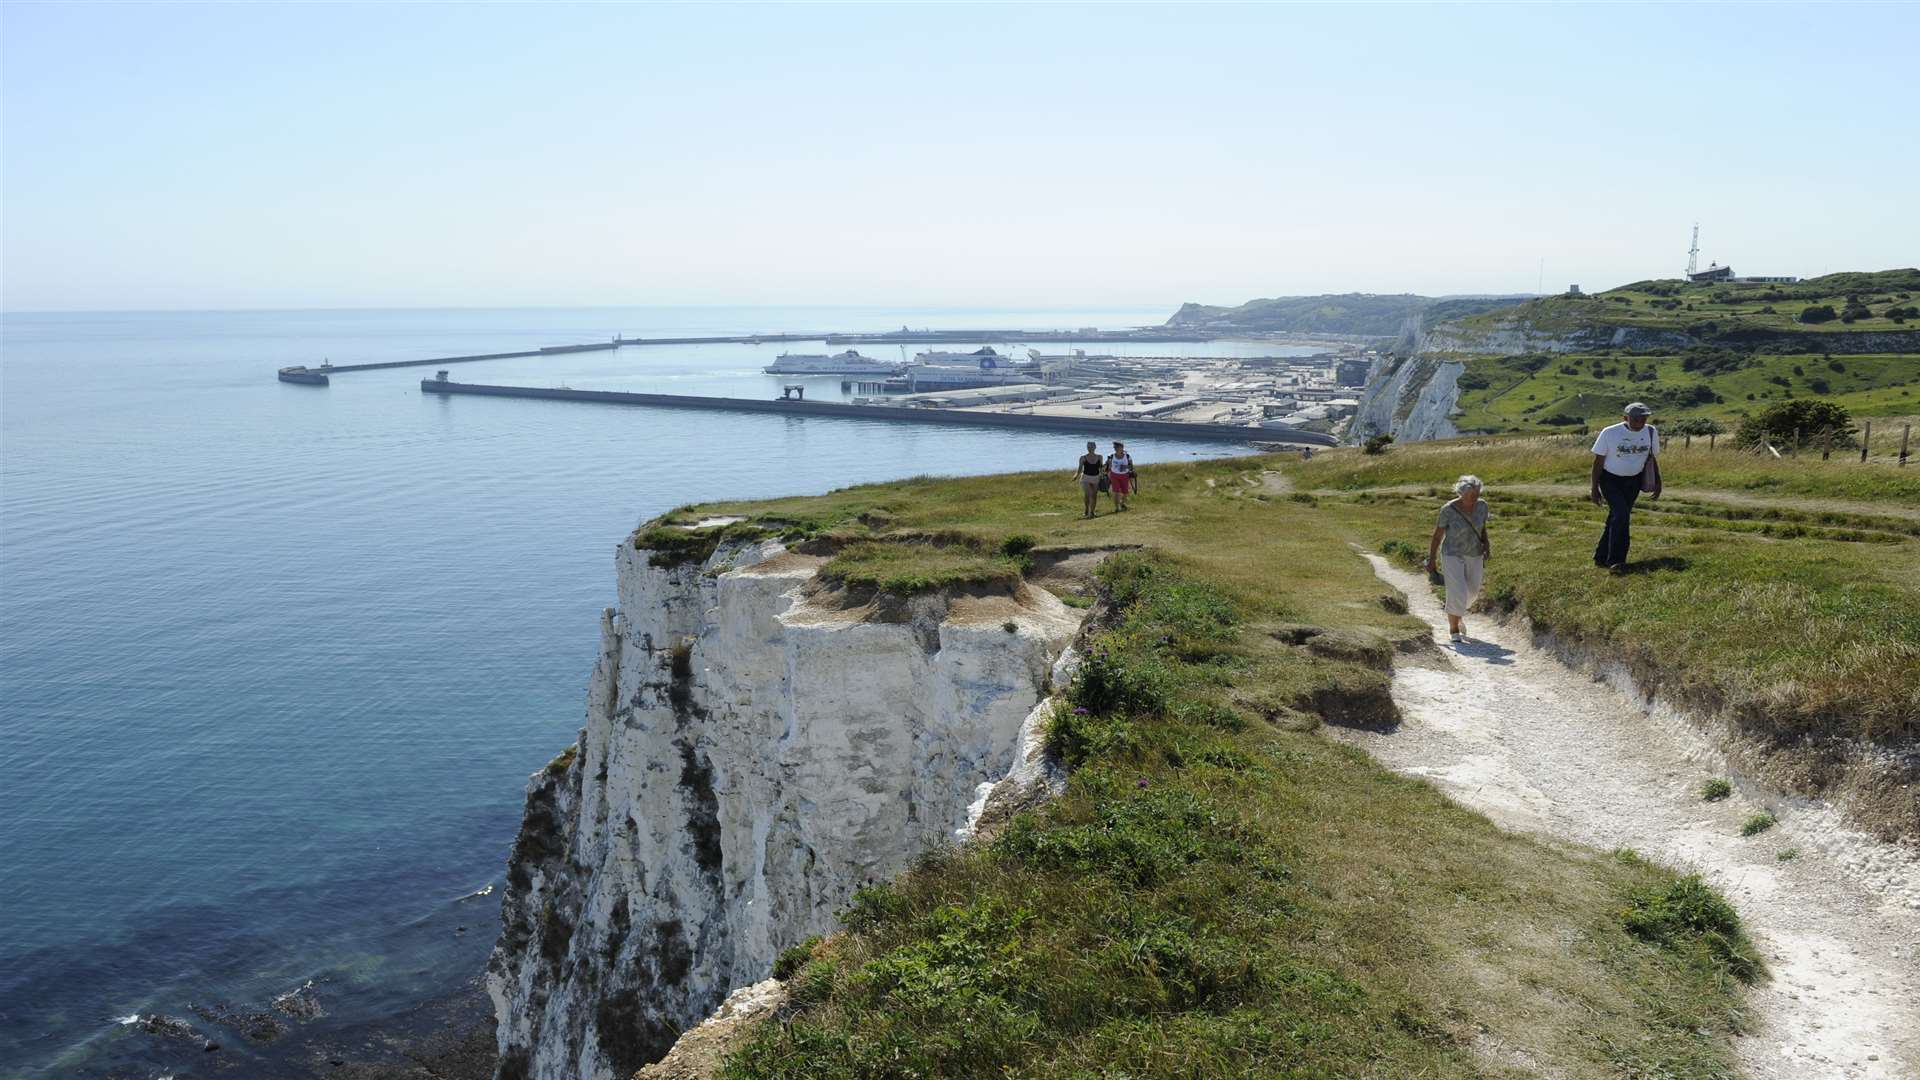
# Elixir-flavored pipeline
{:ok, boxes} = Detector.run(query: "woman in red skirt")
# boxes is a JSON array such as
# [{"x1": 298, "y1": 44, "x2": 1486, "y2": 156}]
[{"x1": 1106, "y1": 441, "x2": 1137, "y2": 512}]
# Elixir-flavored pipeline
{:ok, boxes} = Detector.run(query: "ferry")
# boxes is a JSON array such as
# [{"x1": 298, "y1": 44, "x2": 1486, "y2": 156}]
[{"x1": 762, "y1": 350, "x2": 901, "y2": 376}]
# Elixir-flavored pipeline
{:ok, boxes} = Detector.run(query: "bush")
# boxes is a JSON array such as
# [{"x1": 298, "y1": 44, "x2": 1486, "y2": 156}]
[
  {"x1": 1807, "y1": 378, "x2": 1831, "y2": 394},
  {"x1": 773, "y1": 937, "x2": 823, "y2": 980},
  {"x1": 1362, "y1": 433, "x2": 1395, "y2": 455},
  {"x1": 1700, "y1": 778, "x2": 1732, "y2": 802},
  {"x1": 1798, "y1": 305, "x2": 1837, "y2": 324},
  {"x1": 1736, "y1": 400, "x2": 1856, "y2": 449},
  {"x1": 1740, "y1": 812, "x2": 1777, "y2": 837},
  {"x1": 1668, "y1": 417, "x2": 1725, "y2": 437}
]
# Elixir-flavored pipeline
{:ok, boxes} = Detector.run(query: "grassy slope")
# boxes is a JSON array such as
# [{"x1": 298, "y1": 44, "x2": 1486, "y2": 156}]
[
  {"x1": 1450, "y1": 352, "x2": 1920, "y2": 433},
  {"x1": 645, "y1": 461, "x2": 1762, "y2": 1078},
  {"x1": 1449, "y1": 268, "x2": 1920, "y2": 337},
  {"x1": 1292, "y1": 442, "x2": 1920, "y2": 837}
]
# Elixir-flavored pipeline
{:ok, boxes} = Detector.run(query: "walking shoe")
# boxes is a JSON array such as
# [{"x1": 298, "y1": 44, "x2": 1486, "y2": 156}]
[
  {"x1": 1608, "y1": 563, "x2": 1627, "y2": 576},
  {"x1": 1449, "y1": 631, "x2": 1462, "y2": 643}
]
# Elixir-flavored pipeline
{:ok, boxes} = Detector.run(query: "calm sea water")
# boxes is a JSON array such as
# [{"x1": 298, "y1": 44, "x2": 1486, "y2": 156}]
[{"x1": 0, "y1": 306, "x2": 1299, "y2": 1077}]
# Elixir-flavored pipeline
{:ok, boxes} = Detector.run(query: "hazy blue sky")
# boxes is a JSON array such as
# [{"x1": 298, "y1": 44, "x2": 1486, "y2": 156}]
[{"x1": 4, "y1": 2, "x2": 1915, "y2": 312}]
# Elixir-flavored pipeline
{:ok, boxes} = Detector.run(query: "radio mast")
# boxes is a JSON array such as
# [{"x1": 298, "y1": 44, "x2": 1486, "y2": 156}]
[{"x1": 1687, "y1": 223, "x2": 1700, "y2": 277}]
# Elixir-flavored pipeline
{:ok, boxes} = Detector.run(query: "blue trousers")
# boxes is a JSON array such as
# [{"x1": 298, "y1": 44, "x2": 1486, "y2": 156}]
[{"x1": 1594, "y1": 470, "x2": 1641, "y2": 568}]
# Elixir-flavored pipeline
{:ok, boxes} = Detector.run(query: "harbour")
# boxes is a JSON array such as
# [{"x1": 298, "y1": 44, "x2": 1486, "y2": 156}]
[{"x1": 276, "y1": 324, "x2": 1376, "y2": 442}]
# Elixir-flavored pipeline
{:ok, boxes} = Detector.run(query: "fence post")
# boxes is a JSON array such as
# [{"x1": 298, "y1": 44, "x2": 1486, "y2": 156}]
[
  {"x1": 1822, "y1": 431, "x2": 1832, "y2": 460},
  {"x1": 1791, "y1": 432, "x2": 1799, "y2": 457},
  {"x1": 1861, "y1": 420, "x2": 1871, "y2": 463},
  {"x1": 1685, "y1": 433, "x2": 1692, "y2": 449},
  {"x1": 1709, "y1": 432, "x2": 1716, "y2": 451},
  {"x1": 1903, "y1": 424, "x2": 1912, "y2": 467}
]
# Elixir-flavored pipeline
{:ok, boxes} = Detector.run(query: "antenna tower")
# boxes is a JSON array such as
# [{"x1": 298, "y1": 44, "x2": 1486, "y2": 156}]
[{"x1": 1687, "y1": 223, "x2": 1700, "y2": 277}]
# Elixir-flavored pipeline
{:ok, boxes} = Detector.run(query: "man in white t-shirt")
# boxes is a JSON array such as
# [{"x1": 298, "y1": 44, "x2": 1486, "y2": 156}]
[{"x1": 1589, "y1": 402, "x2": 1661, "y2": 573}]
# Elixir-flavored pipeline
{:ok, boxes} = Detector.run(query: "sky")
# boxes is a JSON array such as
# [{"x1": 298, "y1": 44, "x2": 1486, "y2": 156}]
[{"x1": 3, "y1": 2, "x2": 1916, "y2": 313}]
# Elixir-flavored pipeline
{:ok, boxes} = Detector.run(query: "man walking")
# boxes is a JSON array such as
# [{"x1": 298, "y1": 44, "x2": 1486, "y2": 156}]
[{"x1": 1589, "y1": 402, "x2": 1661, "y2": 574}]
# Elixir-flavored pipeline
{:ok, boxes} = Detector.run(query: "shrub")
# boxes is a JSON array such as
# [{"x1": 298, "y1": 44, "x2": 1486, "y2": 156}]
[
  {"x1": 773, "y1": 936, "x2": 823, "y2": 980},
  {"x1": 1807, "y1": 378, "x2": 1831, "y2": 394},
  {"x1": 1363, "y1": 433, "x2": 1395, "y2": 455},
  {"x1": 1736, "y1": 399, "x2": 1856, "y2": 449},
  {"x1": 1668, "y1": 417, "x2": 1726, "y2": 437},
  {"x1": 1378, "y1": 538, "x2": 1424, "y2": 570},
  {"x1": 1740, "y1": 812, "x2": 1777, "y2": 837},
  {"x1": 1700, "y1": 778, "x2": 1732, "y2": 802},
  {"x1": 1798, "y1": 305, "x2": 1837, "y2": 324}
]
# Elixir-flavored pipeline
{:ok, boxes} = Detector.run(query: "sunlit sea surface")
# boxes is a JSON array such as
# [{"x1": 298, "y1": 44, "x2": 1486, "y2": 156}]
[{"x1": 0, "y1": 306, "x2": 1308, "y2": 1077}]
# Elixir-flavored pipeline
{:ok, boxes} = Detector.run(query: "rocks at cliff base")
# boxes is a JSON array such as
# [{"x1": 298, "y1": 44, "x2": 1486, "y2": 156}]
[
  {"x1": 190, "y1": 1000, "x2": 287, "y2": 1041},
  {"x1": 272, "y1": 980, "x2": 325, "y2": 1020},
  {"x1": 136, "y1": 1013, "x2": 201, "y2": 1042}
]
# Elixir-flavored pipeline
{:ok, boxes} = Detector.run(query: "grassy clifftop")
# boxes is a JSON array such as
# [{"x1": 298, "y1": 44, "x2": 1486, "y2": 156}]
[
  {"x1": 644, "y1": 456, "x2": 1778, "y2": 1078},
  {"x1": 1446, "y1": 268, "x2": 1920, "y2": 339}
]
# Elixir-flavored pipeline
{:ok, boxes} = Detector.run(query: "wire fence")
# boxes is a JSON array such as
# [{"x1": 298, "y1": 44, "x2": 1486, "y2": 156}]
[{"x1": 1486, "y1": 421, "x2": 1913, "y2": 466}]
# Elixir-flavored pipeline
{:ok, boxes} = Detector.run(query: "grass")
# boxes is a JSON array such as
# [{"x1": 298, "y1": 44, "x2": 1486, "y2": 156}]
[
  {"x1": 1701, "y1": 779, "x2": 1733, "y2": 802},
  {"x1": 630, "y1": 457, "x2": 1765, "y2": 1079},
  {"x1": 1741, "y1": 813, "x2": 1779, "y2": 837},
  {"x1": 820, "y1": 540, "x2": 1030, "y2": 594},
  {"x1": 1450, "y1": 352, "x2": 1920, "y2": 434},
  {"x1": 1291, "y1": 434, "x2": 1920, "y2": 503}
]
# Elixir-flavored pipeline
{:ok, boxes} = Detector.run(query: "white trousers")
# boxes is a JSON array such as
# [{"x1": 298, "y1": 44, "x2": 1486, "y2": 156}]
[{"x1": 1441, "y1": 554, "x2": 1484, "y2": 617}]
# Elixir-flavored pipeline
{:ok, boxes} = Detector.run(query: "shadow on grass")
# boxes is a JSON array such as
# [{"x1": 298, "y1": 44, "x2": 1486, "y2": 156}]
[{"x1": 1622, "y1": 556, "x2": 1692, "y2": 575}]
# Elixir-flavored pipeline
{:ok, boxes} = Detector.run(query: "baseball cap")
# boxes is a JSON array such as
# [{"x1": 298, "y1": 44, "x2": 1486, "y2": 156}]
[{"x1": 1624, "y1": 402, "x2": 1652, "y2": 417}]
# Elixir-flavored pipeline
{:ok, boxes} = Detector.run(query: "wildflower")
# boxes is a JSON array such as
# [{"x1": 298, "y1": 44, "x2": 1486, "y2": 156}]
[
  {"x1": 1136, "y1": 778, "x2": 1149, "y2": 789},
  {"x1": 1072, "y1": 707, "x2": 1089, "y2": 716}
]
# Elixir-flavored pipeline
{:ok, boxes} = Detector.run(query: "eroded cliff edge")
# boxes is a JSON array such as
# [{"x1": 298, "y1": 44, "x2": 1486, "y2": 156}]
[{"x1": 486, "y1": 533, "x2": 1084, "y2": 1080}]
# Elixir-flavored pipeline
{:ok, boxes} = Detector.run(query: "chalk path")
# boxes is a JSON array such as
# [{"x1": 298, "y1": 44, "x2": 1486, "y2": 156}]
[{"x1": 1350, "y1": 554, "x2": 1920, "y2": 1080}]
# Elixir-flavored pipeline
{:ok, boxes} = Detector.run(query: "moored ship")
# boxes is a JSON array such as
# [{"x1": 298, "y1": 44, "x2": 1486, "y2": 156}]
[{"x1": 762, "y1": 349, "x2": 900, "y2": 375}]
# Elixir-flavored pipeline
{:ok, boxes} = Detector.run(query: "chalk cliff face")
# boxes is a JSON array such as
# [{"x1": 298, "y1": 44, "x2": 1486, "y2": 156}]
[{"x1": 486, "y1": 535, "x2": 1084, "y2": 1080}]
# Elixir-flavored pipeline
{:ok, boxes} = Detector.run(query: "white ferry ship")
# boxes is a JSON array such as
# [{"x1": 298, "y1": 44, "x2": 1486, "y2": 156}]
[{"x1": 762, "y1": 350, "x2": 900, "y2": 375}]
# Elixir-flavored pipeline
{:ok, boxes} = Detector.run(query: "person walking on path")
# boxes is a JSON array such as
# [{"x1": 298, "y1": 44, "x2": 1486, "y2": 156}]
[
  {"x1": 1106, "y1": 441, "x2": 1137, "y2": 512},
  {"x1": 1423, "y1": 475, "x2": 1491, "y2": 643},
  {"x1": 1074, "y1": 441, "x2": 1106, "y2": 519},
  {"x1": 1589, "y1": 402, "x2": 1661, "y2": 574}
]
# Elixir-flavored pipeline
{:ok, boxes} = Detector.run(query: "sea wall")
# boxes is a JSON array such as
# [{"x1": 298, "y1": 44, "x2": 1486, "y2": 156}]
[{"x1": 485, "y1": 535, "x2": 1085, "y2": 1080}]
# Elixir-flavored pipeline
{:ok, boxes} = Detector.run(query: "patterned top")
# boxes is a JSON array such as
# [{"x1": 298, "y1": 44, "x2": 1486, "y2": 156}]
[{"x1": 1436, "y1": 498, "x2": 1489, "y2": 557}]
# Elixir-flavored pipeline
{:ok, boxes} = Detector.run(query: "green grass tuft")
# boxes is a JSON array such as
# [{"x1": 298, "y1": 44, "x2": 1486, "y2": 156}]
[
  {"x1": 1620, "y1": 874, "x2": 1763, "y2": 984},
  {"x1": 1741, "y1": 812, "x2": 1778, "y2": 837},
  {"x1": 1701, "y1": 778, "x2": 1733, "y2": 802}
]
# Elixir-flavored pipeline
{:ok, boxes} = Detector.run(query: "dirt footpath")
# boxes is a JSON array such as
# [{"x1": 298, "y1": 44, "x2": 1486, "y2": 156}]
[{"x1": 1349, "y1": 555, "x2": 1920, "y2": 1080}]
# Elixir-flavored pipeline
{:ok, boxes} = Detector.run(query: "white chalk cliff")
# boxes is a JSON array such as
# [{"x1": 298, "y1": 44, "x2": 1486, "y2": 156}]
[{"x1": 486, "y1": 533, "x2": 1085, "y2": 1080}]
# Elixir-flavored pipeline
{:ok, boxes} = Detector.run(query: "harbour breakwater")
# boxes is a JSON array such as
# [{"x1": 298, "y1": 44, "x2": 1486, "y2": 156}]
[
  {"x1": 274, "y1": 328, "x2": 1223, "y2": 385},
  {"x1": 420, "y1": 378, "x2": 1339, "y2": 446}
]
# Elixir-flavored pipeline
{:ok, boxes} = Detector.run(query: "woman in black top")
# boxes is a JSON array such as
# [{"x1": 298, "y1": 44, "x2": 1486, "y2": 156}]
[{"x1": 1073, "y1": 441, "x2": 1105, "y2": 518}]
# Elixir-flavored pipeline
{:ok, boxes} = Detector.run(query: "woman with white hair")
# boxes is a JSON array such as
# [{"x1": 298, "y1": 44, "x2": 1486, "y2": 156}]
[{"x1": 1423, "y1": 475, "x2": 1491, "y2": 643}]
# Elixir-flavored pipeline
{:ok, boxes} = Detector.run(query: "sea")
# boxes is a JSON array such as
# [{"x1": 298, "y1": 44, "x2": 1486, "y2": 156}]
[{"x1": 0, "y1": 306, "x2": 1313, "y2": 1078}]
